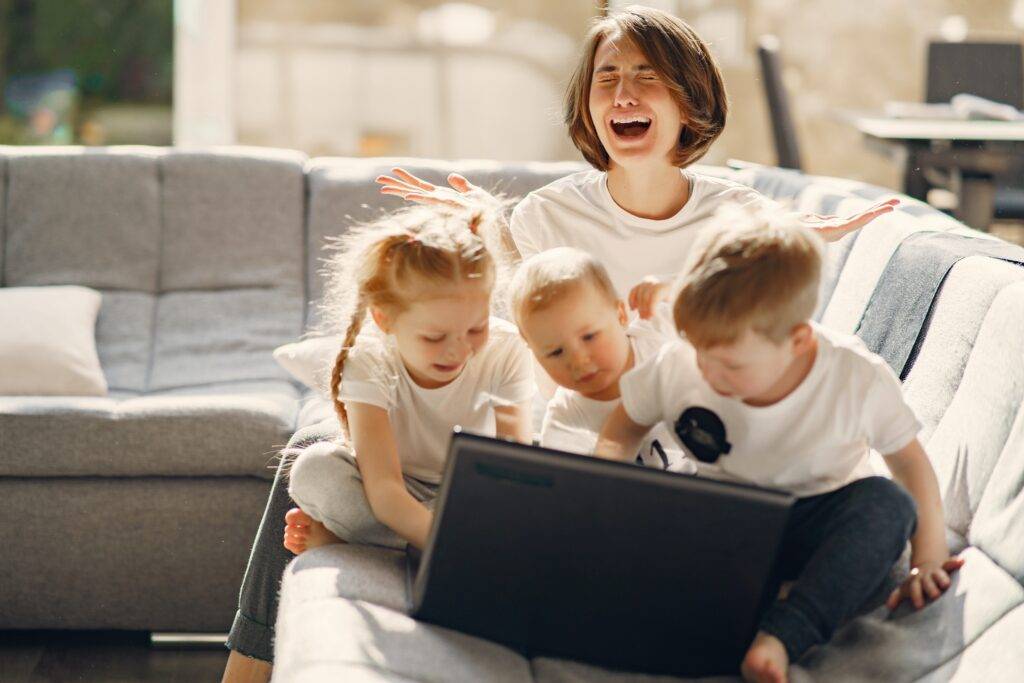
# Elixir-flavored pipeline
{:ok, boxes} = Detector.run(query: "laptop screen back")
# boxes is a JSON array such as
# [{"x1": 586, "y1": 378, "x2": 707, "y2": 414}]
[{"x1": 410, "y1": 432, "x2": 793, "y2": 677}]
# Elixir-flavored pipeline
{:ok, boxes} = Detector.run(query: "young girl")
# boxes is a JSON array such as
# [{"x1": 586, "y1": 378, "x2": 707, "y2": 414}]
[
  {"x1": 376, "y1": 6, "x2": 897, "y2": 317},
  {"x1": 286, "y1": 204, "x2": 535, "y2": 552}
]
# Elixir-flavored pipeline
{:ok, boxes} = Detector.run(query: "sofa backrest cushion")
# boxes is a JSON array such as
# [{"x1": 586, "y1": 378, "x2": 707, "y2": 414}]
[{"x1": 0, "y1": 146, "x2": 308, "y2": 393}]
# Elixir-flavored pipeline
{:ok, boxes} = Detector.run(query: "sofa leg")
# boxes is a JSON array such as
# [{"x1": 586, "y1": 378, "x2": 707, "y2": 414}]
[{"x1": 149, "y1": 632, "x2": 228, "y2": 649}]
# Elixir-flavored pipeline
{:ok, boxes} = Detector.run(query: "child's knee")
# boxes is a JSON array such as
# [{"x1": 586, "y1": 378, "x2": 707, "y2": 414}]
[
  {"x1": 288, "y1": 441, "x2": 355, "y2": 506},
  {"x1": 855, "y1": 476, "x2": 918, "y2": 538}
]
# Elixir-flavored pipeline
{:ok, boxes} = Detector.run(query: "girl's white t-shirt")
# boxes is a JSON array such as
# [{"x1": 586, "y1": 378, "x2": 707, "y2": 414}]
[
  {"x1": 509, "y1": 169, "x2": 778, "y2": 297},
  {"x1": 337, "y1": 317, "x2": 536, "y2": 483},
  {"x1": 619, "y1": 323, "x2": 922, "y2": 497},
  {"x1": 540, "y1": 318, "x2": 696, "y2": 474}
]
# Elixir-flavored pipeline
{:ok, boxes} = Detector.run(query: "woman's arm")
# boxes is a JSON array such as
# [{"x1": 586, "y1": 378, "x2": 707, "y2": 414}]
[
  {"x1": 494, "y1": 401, "x2": 534, "y2": 444},
  {"x1": 883, "y1": 438, "x2": 965, "y2": 609},
  {"x1": 347, "y1": 401, "x2": 433, "y2": 549}
]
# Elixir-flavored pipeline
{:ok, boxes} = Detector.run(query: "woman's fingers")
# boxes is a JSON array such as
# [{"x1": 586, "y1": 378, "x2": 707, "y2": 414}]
[
  {"x1": 447, "y1": 173, "x2": 473, "y2": 193},
  {"x1": 392, "y1": 167, "x2": 436, "y2": 191}
]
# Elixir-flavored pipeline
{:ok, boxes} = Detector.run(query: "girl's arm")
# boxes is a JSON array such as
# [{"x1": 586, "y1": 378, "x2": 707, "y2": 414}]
[
  {"x1": 594, "y1": 403, "x2": 652, "y2": 462},
  {"x1": 883, "y1": 438, "x2": 965, "y2": 609},
  {"x1": 347, "y1": 401, "x2": 433, "y2": 549},
  {"x1": 494, "y1": 401, "x2": 534, "y2": 444}
]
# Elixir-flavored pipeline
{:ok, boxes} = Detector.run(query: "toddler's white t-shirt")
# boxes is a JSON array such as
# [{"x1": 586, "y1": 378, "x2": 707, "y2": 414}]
[
  {"x1": 619, "y1": 323, "x2": 922, "y2": 497},
  {"x1": 509, "y1": 169, "x2": 778, "y2": 298},
  {"x1": 540, "y1": 319, "x2": 696, "y2": 474},
  {"x1": 338, "y1": 317, "x2": 535, "y2": 483}
]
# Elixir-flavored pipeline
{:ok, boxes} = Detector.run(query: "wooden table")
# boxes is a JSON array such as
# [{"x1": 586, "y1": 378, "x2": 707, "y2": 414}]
[{"x1": 846, "y1": 115, "x2": 1024, "y2": 230}]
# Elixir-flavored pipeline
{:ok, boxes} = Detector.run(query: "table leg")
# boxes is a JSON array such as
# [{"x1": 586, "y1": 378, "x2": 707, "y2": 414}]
[
  {"x1": 957, "y1": 172, "x2": 997, "y2": 232},
  {"x1": 902, "y1": 143, "x2": 930, "y2": 201}
]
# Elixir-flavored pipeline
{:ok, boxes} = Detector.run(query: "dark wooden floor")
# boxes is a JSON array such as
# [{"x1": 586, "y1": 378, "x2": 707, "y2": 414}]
[{"x1": 0, "y1": 631, "x2": 228, "y2": 683}]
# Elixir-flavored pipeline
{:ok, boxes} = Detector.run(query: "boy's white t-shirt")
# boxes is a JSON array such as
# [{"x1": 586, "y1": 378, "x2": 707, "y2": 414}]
[
  {"x1": 509, "y1": 169, "x2": 778, "y2": 297},
  {"x1": 337, "y1": 317, "x2": 535, "y2": 483},
  {"x1": 540, "y1": 319, "x2": 696, "y2": 473},
  {"x1": 619, "y1": 323, "x2": 922, "y2": 497}
]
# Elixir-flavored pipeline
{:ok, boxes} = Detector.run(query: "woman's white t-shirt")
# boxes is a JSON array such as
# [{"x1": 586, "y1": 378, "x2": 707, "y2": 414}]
[
  {"x1": 619, "y1": 323, "x2": 921, "y2": 498},
  {"x1": 540, "y1": 318, "x2": 695, "y2": 474},
  {"x1": 509, "y1": 169, "x2": 778, "y2": 297},
  {"x1": 337, "y1": 317, "x2": 536, "y2": 483}
]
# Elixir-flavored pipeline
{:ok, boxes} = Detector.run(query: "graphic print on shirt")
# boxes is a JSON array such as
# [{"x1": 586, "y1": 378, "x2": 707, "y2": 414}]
[{"x1": 674, "y1": 407, "x2": 731, "y2": 463}]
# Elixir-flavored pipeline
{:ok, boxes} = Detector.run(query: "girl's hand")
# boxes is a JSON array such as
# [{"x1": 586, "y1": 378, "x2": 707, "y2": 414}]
[
  {"x1": 628, "y1": 276, "x2": 670, "y2": 320},
  {"x1": 376, "y1": 167, "x2": 495, "y2": 210},
  {"x1": 886, "y1": 556, "x2": 965, "y2": 611},
  {"x1": 802, "y1": 198, "x2": 899, "y2": 242}
]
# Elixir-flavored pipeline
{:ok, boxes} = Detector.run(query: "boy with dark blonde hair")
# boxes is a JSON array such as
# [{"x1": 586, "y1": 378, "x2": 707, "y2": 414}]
[{"x1": 597, "y1": 209, "x2": 963, "y2": 683}]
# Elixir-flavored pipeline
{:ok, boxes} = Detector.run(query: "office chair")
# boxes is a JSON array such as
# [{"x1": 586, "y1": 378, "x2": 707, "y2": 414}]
[{"x1": 757, "y1": 35, "x2": 803, "y2": 171}]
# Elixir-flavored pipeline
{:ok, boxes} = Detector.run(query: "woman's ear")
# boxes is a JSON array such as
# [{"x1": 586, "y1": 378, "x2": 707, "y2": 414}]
[{"x1": 370, "y1": 306, "x2": 391, "y2": 334}]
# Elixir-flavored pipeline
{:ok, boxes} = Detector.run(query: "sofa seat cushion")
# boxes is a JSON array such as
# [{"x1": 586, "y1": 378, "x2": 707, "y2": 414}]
[
  {"x1": 0, "y1": 380, "x2": 299, "y2": 479},
  {"x1": 794, "y1": 546, "x2": 1023, "y2": 681},
  {"x1": 276, "y1": 545, "x2": 534, "y2": 683},
  {"x1": 275, "y1": 546, "x2": 1020, "y2": 683}
]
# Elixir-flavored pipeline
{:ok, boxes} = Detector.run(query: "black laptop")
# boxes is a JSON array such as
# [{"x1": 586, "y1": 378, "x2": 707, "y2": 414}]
[{"x1": 406, "y1": 430, "x2": 794, "y2": 677}]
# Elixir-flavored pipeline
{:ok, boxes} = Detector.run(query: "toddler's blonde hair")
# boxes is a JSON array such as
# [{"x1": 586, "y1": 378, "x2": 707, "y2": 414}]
[
  {"x1": 318, "y1": 203, "x2": 508, "y2": 436},
  {"x1": 673, "y1": 207, "x2": 824, "y2": 348},
  {"x1": 508, "y1": 247, "x2": 618, "y2": 331}
]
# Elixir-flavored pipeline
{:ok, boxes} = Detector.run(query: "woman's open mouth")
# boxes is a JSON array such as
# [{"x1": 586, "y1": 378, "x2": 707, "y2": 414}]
[{"x1": 610, "y1": 115, "x2": 651, "y2": 139}]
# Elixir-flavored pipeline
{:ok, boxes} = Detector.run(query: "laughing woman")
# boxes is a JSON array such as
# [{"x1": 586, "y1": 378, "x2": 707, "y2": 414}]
[
  {"x1": 221, "y1": 6, "x2": 893, "y2": 683},
  {"x1": 377, "y1": 7, "x2": 894, "y2": 317}
]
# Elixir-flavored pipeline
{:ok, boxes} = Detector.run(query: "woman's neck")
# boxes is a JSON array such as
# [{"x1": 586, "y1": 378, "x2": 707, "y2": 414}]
[{"x1": 606, "y1": 163, "x2": 690, "y2": 220}]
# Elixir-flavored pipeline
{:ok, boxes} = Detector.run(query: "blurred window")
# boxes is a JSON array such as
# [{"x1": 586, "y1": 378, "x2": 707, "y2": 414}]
[{"x1": 0, "y1": 0, "x2": 173, "y2": 146}]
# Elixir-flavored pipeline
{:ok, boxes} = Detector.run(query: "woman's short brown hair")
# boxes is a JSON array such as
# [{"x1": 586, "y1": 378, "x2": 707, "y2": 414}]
[{"x1": 564, "y1": 5, "x2": 728, "y2": 171}]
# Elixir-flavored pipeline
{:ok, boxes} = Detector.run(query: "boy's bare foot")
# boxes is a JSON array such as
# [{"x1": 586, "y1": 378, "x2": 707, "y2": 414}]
[
  {"x1": 283, "y1": 507, "x2": 341, "y2": 554},
  {"x1": 741, "y1": 631, "x2": 789, "y2": 683}
]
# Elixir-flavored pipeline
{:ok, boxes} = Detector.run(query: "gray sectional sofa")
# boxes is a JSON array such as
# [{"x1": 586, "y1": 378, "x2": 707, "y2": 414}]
[
  {"x1": 271, "y1": 165, "x2": 1024, "y2": 681},
  {"x1": 2, "y1": 147, "x2": 1023, "y2": 682}
]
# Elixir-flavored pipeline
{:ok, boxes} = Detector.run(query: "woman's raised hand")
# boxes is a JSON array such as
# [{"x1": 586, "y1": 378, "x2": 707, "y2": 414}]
[
  {"x1": 802, "y1": 198, "x2": 900, "y2": 242},
  {"x1": 376, "y1": 167, "x2": 495, "y2": 210}
]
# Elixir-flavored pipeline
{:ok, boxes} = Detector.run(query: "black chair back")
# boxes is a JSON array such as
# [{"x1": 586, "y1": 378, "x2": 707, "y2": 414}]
[
  {"x1": 925, "y1": 41, "x2": 1024, "y2": 108},
  {"x1": 757, "y1": 35, "x2": 802, "y2": 171}
]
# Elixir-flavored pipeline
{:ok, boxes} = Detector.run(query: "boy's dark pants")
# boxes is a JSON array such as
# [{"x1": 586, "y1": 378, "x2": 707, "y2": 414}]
[{"x1": 759, "y1": 476, "x2": 918, "y2": 663}]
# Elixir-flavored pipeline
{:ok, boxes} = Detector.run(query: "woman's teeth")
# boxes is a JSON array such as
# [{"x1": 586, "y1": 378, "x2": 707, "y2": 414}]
[{"x1": 610, "y1": 116, "x2": 651, "y2": 137}]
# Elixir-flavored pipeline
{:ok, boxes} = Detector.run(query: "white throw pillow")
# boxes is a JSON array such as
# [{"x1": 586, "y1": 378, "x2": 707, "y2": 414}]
[
  {"x1": 0, "y1": 285, "x2": 108, "y2": 396},
  {"x1": 273, "y1": 336, "x2": 343, "y2": 397}
]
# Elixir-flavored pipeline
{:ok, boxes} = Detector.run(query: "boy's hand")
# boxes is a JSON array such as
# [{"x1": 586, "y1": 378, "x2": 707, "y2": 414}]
[
  {"x1": 628, "y1": 276, "x2": 669, "y2": 320},
  {"x1": 376, "y1": 167, "x2": 495, "y2": 210},
  {"x1": 802, "y1": 198, "x2": 899, "y2": 242},
  {"x1": 886, "y1": 556, "x2": 965, "y2": 611}
]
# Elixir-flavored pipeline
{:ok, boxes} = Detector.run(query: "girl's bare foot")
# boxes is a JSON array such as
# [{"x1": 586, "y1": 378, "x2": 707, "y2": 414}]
[
  {"x1": 283, "y1": 507, "x2": 341, "y2": 554},
  {"x1": 741, "y1": 631, "x2": 789, "y2": 683}
]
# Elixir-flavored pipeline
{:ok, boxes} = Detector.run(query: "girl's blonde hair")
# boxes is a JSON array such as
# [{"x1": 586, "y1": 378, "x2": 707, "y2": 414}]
[
  {"x1": 318, "y1": 203, "x2": 507, "y2": 436},
  {"x1": 508, "y1": 247, "x2": 619, "y2": 331},
  {"x1": 672, "y1": 207, "x2": 824, "y2": 348}
]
